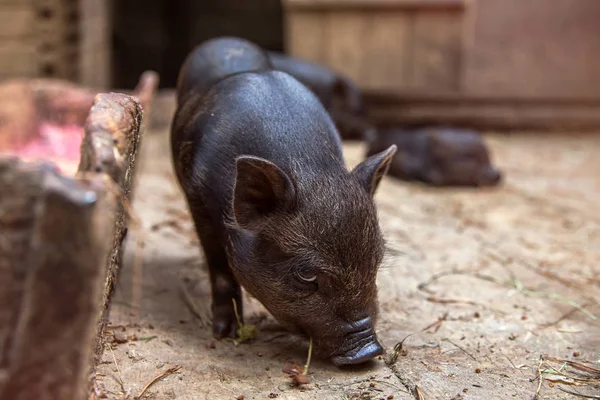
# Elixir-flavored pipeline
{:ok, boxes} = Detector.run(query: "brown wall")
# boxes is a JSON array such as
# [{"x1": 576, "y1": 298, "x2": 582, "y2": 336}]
[
  {"x1": 0, "y1": 0, "x2": 79, "y2": 82},
  {"x1": 464, "y1": 0, "x2": 600, "y2": 99},
  {"x1": 285, "y1": 0, "x2": 600, "y2": 100}
]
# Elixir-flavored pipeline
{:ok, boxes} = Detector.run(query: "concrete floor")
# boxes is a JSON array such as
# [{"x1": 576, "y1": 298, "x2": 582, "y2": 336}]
[{"x1": 93, "y1": 128, "x2": 600, "y2": 400}]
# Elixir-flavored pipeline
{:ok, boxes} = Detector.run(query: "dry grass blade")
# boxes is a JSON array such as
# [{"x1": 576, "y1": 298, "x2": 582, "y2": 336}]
[
  {"x1": 556, "y1": 386, "x2": 600, "y2": 399},
  {"x1": 283, "y1": 337, "x2": 313, "y2": 387},
  {"x1": 387, "y1": 333, "x2": 415, "y2": 365},
  {"x1": 232, "y1": 298, "x2": 257, "y2": 344},
  {"x1": 303, "y1": 336, "x2": 313, "y2": 376},
  {"x1": 135, "y1": 365, "x2": 182, "y2": 399},
  {"x1": 539, "y1": 306, "x2": 584, "y2": 329},
  {"x1": 417, "y1": 268, "x2": 598, "y2": 323},
  {"x1": 441, "y1": 338, "x2": 477, "y2": 361},
  {"x1": 534, "y1": 355, "x2": 544, "y2": 400},
  {"x1": 415, "y1": 386, "x2": 425, "y2": 400},
  {"x1": 426, "y1": 296, "x2": 479, "y2": 306},
  {"x1": 545, "y1": 356, "x2": 600, "y2": 378},
  {"x1": 542, "y1": 364, "x2": 600, "y2": 385},
  {"x1": 537, "y1": 355, "x2": 600, "y2": 399},
  {"x1": 108, "y1": 346, "x2": 126, "y2": 395}
]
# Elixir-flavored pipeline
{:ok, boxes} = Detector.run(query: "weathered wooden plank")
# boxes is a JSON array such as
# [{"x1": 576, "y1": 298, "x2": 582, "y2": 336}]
[
  {"x1": 283, "y1": 0, "x2": 465, "y2": 11},
  {"x1": 0, "y1": 7, "x2": 34, "y2": 38},
  {"x1": 360, "y1": 11, "x2": 412, "y2": 91},
  {"x1": 365, "y1": 91, "x2": 600, "y2": 105},
  {"x1": 367, "y1": 97, "x2": 600, "y2": 131},
  {"x1": 285, "y1": 10, "x2": 327, "y2": 63},
  {"x1": 0, "y1": 43, "x2": 37, "y2": 77},
  {"x1": 0, "y1": 0, "x2": 32, "y2": 5},
  {"x1": 409, "y1": 10, "x2": 462, "y2": 92},
  {"x1": 324, "y1": 10, "x2": 366, "y2": 83},
  {"x1": 463, "y1": 0, "x2": 600, "y2": 99}
]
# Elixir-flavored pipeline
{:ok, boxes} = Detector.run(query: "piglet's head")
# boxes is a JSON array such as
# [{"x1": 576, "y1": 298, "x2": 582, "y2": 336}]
[
  {"x1": 426, "y1": 129, "x2": 502, "y2": 187},
  {"x1": 230, "y1": 145, "x2": 396, "y2": 366}
]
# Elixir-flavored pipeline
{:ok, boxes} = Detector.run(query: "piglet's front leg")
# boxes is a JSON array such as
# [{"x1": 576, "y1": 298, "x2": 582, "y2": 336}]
[{"x1": 206, "y1": 249, "x2": 243, "y2": 339}]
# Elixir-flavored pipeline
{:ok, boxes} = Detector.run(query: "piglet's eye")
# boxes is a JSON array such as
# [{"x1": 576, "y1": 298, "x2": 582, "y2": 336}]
[{"x1": 297, "y1": 271, "x2": 317, "y2": 282}]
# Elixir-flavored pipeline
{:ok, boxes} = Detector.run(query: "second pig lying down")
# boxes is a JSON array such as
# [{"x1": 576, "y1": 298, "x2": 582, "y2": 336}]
[
  {"x1": 171, "y1": 37, "x2": 397, "y2": 366},
  {"x1": 367, "y1": 126, "x2": 502, "y2": 187}
]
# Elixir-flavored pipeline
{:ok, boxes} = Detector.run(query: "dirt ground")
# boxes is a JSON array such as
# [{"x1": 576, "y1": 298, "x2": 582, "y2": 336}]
[{"x1": 93, "y1": 118, "x2": 600, "y2": 400}]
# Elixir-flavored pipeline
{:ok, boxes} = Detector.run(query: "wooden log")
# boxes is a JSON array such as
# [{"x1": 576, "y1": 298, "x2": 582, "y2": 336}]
[{"x1": 77, "y1": 95, "x2": 143, "y2": 368}]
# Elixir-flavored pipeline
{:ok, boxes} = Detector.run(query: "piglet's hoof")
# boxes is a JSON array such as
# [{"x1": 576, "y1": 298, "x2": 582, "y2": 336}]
[{"x1": 211, "y1": 304, "x2": 239, "y2": 339}]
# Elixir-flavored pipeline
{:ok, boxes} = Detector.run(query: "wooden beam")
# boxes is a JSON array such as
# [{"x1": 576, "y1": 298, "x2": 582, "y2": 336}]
[
  {"x1": 364, "y1": 91, "x2": 600, "y2": 106},
  {"x1": 283, "y1": 0, "x2": 465, "y2": 11}
]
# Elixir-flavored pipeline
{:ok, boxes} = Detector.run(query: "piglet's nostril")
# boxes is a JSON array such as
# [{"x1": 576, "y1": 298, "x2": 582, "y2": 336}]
[{"x1": 343, "y1": 316, "x2": 373, "y2": 335}]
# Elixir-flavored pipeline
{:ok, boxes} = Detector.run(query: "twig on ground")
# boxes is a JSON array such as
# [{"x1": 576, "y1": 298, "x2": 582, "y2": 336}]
[
  {"x1": 108, "y1": 346, "x2": 126, "y2": 395},
  {"x1": 421, "y1": 312, "x2": 449, "y2": 334},
  {"x1": 417, "y1": 269, "x2": 508, "y2": 294},
  {"x1": 545, "y1": 356, "x2": 600, "y2": 378},
  {"x1": 441, "y1": 338, "x2": 477, "y2": 361},
  {"x1": 426, "y1": 296, "x2": 480, "y2": 307},
  {"x1": 534, "y1": 354, "x2": 600, "y2": 399},
  {"x1": 135, "y1": 365, "x2": 182, "y2": 399},
  {"x1": 519, "y1": 288, "x2": 598, "y2": 322},
  {"x1": 539, "y1": 306, "x2": 584, "y2": 329},
  {"x1": 556, "y1": 386, "x2": 600, "y2": 399},
  {"x1": 419, "y1": 268, "x2": 598, "y2": 323},
  {"x1": 481, "y1": 336, "x2": 526, "y2": 373},
  {"x1": 533, "y1": 355, "x2": 544, "y2": 400},
  {"x1": 415, "y1": 386, "x2": 425, "y2": 400}
]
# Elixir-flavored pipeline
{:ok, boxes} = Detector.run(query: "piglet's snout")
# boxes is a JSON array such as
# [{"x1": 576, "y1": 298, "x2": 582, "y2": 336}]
[{"x1": 330, "y1": 316, "x2": 384, "y2": 366}]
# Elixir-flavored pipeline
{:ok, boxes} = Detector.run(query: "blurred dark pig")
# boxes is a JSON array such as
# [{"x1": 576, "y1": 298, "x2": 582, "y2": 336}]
[
  {"x1": 171, "y1": 37, "x2": 397, "y2": 366},
  {"x1": 267, "y1": 51, "x2": 371, "y2": 141},
  {"x1": 366, "y1": 126, "x2": 502, "y2": 187}
]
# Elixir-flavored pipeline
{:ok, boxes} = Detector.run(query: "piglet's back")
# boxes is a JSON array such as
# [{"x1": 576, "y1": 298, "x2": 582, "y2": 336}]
[
  {"x1": 174, "y1": 70, "x2": 346, "y2": 208},
  {"x1": 176, "y1": 37, "x2": 273, "y2": 106}
]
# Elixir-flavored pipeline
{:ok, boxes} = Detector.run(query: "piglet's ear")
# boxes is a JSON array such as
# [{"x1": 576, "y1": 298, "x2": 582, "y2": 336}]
[
  {"x1": 233, "y1": 155, "x2": 296, "y2": 230},
  {"x1": 351, "y1": 145, "x2": 397, "y2": 197}
]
